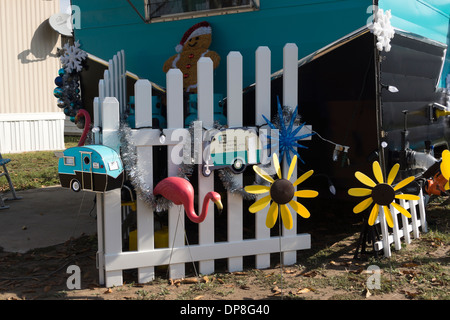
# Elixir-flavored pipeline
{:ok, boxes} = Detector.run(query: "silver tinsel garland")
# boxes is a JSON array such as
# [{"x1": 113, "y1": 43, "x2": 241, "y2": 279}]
[
  {"x1": 119, "y1": 122, "x2": 173, "y2": 212},
  {"x1": 218, "y1": 167, "x2": 254, "y2": 200},
  {"x1": 119, "y1": 120, "x2": 259, "y2": 210}
]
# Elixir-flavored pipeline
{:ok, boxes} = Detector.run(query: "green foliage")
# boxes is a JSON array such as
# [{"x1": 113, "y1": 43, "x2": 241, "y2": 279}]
[{"x1": 0, "y1": 137, "x2": 78, "y2": 192}]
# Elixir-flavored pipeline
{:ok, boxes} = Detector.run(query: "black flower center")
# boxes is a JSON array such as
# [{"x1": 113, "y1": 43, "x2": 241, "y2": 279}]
[
  {"x1": 270, "y1": 179, "x2": 295, "y2": 204},
  {"x1": 371, "y1": 183, "x2": 395, "y2": 206}
]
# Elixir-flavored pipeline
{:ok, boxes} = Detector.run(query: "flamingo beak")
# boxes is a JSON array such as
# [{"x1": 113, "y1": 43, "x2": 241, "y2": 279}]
[{"x1": 214, "y1": 199, "x2": 223, "y2": 214}]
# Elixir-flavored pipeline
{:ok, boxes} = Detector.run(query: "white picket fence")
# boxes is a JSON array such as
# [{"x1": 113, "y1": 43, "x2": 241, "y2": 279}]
[
  {"x1": 92, "y1": 50, "x2": 127, "y2": 146},
  {"x1": 94, "y1": 44, "x2": 313, "y2": 287},
  {"x1": 373, "y1": 189, "x2": 428, "y2": 257}
]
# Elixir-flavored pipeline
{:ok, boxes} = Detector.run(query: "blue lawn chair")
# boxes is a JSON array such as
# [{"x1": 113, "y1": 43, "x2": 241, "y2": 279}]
[{"x1": 0, "y1": 153, "x2": 22, "y2": 209}]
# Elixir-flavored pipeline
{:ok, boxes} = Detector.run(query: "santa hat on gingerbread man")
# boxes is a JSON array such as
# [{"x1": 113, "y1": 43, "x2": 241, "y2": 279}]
[{"x1": 175, "y1": 21, "x2": 212, "y2": 53}]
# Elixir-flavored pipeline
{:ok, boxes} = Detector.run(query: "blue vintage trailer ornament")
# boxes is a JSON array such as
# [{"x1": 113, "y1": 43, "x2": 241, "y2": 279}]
[
  {"x1": 58, "y1": 145, "x2": 124, "y2": 192},
  {"x1": 202, "y1": 128, "x2": 263, "y2": 176}
]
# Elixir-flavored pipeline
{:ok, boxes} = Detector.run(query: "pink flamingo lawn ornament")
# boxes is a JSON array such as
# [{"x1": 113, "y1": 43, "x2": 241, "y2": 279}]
[
  {"x1": 153, "y1": 176, "x2": 223, "y2": 223},
  {"x1": 74, "y1": 109, "x2": 91, "y2": 146}
]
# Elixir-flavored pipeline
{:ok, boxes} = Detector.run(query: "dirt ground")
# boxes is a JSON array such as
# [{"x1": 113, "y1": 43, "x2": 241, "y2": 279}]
[{"x1": 0, "y1": 197, "x2": 448, "y2": 302}]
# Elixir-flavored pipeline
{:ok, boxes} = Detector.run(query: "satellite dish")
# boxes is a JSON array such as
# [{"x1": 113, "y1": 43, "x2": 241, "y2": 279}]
[{"x1": 49, "y1": 13, "x2": 73, "y2": 37}]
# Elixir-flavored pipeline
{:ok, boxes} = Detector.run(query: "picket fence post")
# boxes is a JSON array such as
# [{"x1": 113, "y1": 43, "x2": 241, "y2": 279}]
[{"x1": 101, "y1": 97, "x2": 123, "y2": 287}]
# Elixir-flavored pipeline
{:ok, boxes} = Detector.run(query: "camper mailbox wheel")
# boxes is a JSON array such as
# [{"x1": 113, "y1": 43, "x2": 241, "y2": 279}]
[
  {"x1": 58, "y1": 145, "x2": 124, "y2": 193},
  {"x1": 71, "y1": 179, "x2": 81, "y2": 192}
]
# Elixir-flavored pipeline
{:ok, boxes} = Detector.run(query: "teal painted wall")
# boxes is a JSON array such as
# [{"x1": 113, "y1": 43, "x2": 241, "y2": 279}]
[
  {"x1": 379, "y1": 0, "x2": 450, "y2": 88},
  {"x1": 72, "y1": 0, "x2": 372, "y2": 94}
]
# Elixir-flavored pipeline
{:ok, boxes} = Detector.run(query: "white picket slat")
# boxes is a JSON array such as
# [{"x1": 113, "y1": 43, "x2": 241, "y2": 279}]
[
  {"x1": 400, "y1": 198, "x2": 412, "y2": 244},
  {"x1": 418, "y1": 190, "x2": 428, "y2": 232},
  {"x1": 166, "y1": 69, "x2": 186, "y2": 280},
  {"x1": 281, "y1": 43, "x2": 298, "y2": 266},
  {"x1": 391, "y1": 202, "x2": 401, "y2": 250},
  {"x1": 134, "y1": 79, "x2": 155, "y2": 283},
  {"x1": 197, "y1": 57, "x2": 216, "y2": 275},
  {"x1": 103, "y1": 70, "x2": 110, "y2": 97},
  {"x1": 254, "y1": 46, "x2": 272, "y2": 270},
  {"x1": 227, "y1": 51, "x2": 244, "y2": 272}
]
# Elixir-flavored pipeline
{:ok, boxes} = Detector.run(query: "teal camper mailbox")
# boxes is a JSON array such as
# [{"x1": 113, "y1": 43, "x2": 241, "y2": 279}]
[{"x1": 58, "y1": 145, "x2": 124, "y2": 192}]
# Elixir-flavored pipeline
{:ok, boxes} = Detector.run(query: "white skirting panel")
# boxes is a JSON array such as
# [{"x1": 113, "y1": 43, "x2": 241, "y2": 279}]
[{"x1": 0, "y1": 112, "x2": 65, "y2": 153}]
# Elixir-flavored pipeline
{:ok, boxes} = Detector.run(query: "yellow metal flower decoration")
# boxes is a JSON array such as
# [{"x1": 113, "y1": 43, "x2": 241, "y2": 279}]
[
  {"x1": 244, "y1": 153, "x2": 318, "y2": 230},
  {"x1": 348, "y1": 161, "x2": 419, "y2": 228},
  {"x1": 440, "y1": 149, "x2": 450, "y2": 190}
]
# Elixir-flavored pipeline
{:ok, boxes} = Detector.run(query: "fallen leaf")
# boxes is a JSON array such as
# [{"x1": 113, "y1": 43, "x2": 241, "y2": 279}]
[
  {"x1": 202, "y1": 275, "x2": 209, "y2": 283},
  {"x1": 217, "y1": 278, "x2": 225, "y2": 284},
  {"x1": 364, "y1": 288, "x2": 372, "y2": 298},
  {"x1": 302, "y1": 270, "x2": 318, "y2": 277},
  {"x1": 431, "y1": 242, "x2": 441, "y2": 248},
  {"x1": 182, "y1": 277, "x2": 198, "y2": 284},
  {"x1": 271, "y1": 286, "x2": 282, "y2": 294},
  {"x1": 297, "y1": 287, "x2": 311, "y2": 294},
  {"x1": 233, "y1": 271, "x2": 248, "y2": 276},
  {"x1": 401, "y1": 270, "x2": 423, "y2": 276},
  {"x1": 431, "y1": 278, "x2": 443, "y2": 286},
  {"x1": 401, "y1": 262, "x2": 419, "y2": 268},
  {"x1": 284, "y1": 268, "x2": 296, "y2": 274},
  {"x1": 240, "y1": 285, "x2": 250, "y2": 290},
  {"x1": 403, "y1": 290, "x2": 420, "y2": 298},
  {"x1": 194, "y1": 295, "x2": 204, "y2": 300},
  {"x1": 170, "y1": 279, "x2": 181, "y2": 287},
  {"x1": 104, "y1": 288, "x2": 113, "y2": 294},
  {"x1": 350, "y1": 268, "x2": 364, "y2": 274},
  {"x1": 44, "y1": 285, "x2": 51, "y2": 293}
]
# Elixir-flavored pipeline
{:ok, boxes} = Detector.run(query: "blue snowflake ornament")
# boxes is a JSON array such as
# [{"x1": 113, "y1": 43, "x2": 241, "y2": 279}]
[{"x1": 262, "y1": 98, "x2": 314, "y2": 166}]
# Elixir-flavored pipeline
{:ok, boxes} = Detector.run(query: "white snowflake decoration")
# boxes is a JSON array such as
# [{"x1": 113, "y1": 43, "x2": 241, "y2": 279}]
[
  {"x1": 60, "y1": 40, "x2": 87, "y2": 73},
  {"x1": 372, "y1": 9, "x2": 395, "y2": 52}
]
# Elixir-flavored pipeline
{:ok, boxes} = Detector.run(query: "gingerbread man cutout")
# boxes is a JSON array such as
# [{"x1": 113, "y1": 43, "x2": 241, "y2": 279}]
[{"x1": 163, "y1": 21, "x2": 220, "y2": 93}]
